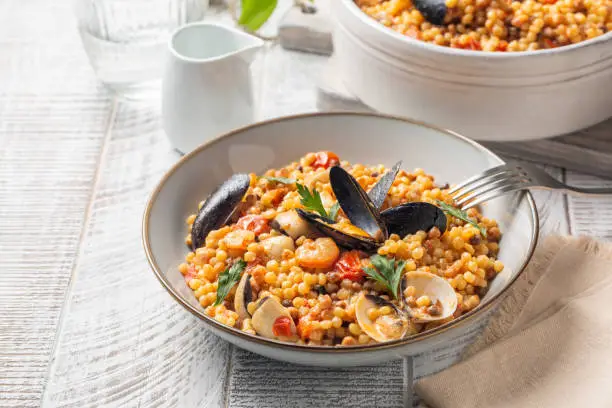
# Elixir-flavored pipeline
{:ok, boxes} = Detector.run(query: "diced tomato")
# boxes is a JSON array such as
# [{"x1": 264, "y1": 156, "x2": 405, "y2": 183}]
[
  {"x1": 543, "y1": 38, "x2": 557, "y2": 48},
  {"x1": 334, "y1": 250, "x2": 365, "y2": 282},
  {"x1": 272, "y1": 316, "x2": 294, "y2": 337},
  {"x1": 541, "y1": 0, "x2": 557, "y2": 4},
  {"x1": 235, "y1": 214, "x2": 270, "y2": 235},
  {"x1": 496, "y1": 41, "x2": 508, "y2": 51},
  {"x1": 312, "y1": 151, "x2": 340, "y2": 169},
  {"x1": 184, "y1": 265, "x2": 197, "y2": 283}
]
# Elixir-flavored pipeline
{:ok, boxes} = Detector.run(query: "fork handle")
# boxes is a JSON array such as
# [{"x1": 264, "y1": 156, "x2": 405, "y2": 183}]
[{"x1": 564, "y1": 186, "x2": 612, "y2": 196}]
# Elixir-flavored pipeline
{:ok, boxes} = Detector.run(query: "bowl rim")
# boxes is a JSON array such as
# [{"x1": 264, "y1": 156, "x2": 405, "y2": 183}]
[
  {"x1": 337, "y1": 0, "x2": 612, "y2": 58},
  {"x1": 142, "y1": 112, "x2": 540, "y2": 353}
]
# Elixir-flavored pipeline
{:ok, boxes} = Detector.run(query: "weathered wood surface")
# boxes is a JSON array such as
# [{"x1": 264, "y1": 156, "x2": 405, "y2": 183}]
[{"x1": 0, "y1": 2, "x2": 609, "y2": 408}]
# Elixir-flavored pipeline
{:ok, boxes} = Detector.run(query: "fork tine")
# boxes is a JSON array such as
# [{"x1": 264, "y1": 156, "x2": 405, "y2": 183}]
[
  {"x1": 455, "y1": 174, "x2": 529, "y2": 207},
  {"x1": 451, "y1": 168, "x2": 521, "y2": 201},
  {"x1": 460, "y1": 181, "x2": 530, "y2": 210},
  {"x1": 447, "y1": 164, "x2": 513, "y2": 195}
]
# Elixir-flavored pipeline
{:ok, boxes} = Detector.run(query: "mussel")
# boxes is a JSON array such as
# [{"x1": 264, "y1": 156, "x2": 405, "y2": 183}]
[
  {"x1": 412, "y1": 0, "x2": 447, "y2": 25},
  {"x1": 191, "y1": 173, "x2": 250, "y2": 250},
  {"x1": 400, "y1": 271, "x2": 458, "y2": 322},
  {"x1": 296, "y1": 209, "x2": 379, "y2": 251},
  {"x1": 298, "y1": 163, "x2": 447, "y2": 251},
  {"x1": 381, "y1": 202, "x2": 447, "y2": 237},
  {"x1": 330, "y1": 166, "x2": 388, "y2": 242},
  {"x1": 367, "y1": 161, "x2": 402, "y2": 210}
]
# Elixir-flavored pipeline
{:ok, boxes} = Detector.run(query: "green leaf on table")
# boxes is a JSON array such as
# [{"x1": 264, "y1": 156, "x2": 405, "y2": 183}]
[
  {"x1": 214, "y1": 259, "x2": 247, "y2": 306},
  {"x1": 239, "y1": 0, "x2": 278, "y2": 32},
  {"x1": 436, "y1": 200, "x2": 487, "y2": 238}
]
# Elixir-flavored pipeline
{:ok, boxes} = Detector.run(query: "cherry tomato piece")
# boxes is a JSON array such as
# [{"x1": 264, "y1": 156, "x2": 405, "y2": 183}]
[
  {"x1": 272, "y1": 316, "x2": 294, "y2": 337},
  {"x1": 235, "y1": 215, "x2": 270, "y2": 235},
  {"x1": 313, "y1": 151, "x2": 340, "y2": 169},
  {"x1": 334, "y1": 250, "x2": 365, "y2": 282}
]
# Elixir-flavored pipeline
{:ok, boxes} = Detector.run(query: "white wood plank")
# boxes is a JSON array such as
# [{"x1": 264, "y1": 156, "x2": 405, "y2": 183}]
[
  {"x1": 41, "y1": 102, "x2": 231, "y2": 408},
  {"x1": 227, "y1": 349, "x2": 406, "y2": 408},
  {"x1": 565, "y1": 171, "x2": 612, "y2": 240},
  {"x1": 0, "y1": 1, "x2": 112, "y2": 406}
]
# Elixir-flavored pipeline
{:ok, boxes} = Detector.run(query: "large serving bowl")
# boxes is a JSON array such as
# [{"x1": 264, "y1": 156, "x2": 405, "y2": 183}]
[
  {"x1": 331, "y1": 0, "x2": 612, "y2": 141},
  {"x1": 143, "y1": 112, "x2": 538, "y2": 367}
]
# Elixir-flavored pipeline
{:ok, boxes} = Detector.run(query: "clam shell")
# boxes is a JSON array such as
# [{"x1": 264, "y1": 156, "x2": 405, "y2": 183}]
[
  {"x1": 251, "y1": 296, "x2": 297, "y2": 340},
  {"x1": 234, "y1": 273, "x2": 254, "y2": 322},
  {"x1": 401, "y1": 271, "x2": 458, "y2": 322},
  {"x1": 355, "y1": 293, "x2": 417, "y2": 342}
]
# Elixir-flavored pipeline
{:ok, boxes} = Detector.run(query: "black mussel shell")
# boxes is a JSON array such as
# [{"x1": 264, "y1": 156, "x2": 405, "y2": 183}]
[
  {"x1": 413, "y1": 0, "x2": 447, "y2": 25},
  {"x1": 380, "y1": 202, "x2": 447, "y2": 237},
  {"x1": 191, "y1": 173, "x2": 250, "y2": 250},
  {"x1": 330, "y1": 166, "x2": 388, "y2": 242},
  {"x1": 368, "y1": 161, "x2": 402, "y2": 210},
  {"x1": 296, "y1": 209, "x2": 379, "y2": 251}
]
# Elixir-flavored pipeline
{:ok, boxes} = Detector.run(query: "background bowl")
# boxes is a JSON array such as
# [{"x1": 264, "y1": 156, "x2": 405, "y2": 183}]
[
  {"x1": 143, "y1": 112, "x2": 538, "y2": 367},
  {"x1": 331, "y1": 0, "x2": 612, "y2": 141}
]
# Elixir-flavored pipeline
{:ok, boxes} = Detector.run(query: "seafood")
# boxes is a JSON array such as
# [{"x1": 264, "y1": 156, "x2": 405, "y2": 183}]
[
  {"x1": 179, "y1": 151, "x2": 504, "y2": 346},
  {"x1": 190, "y1": 173, "x2": 250, "y2": 250}
]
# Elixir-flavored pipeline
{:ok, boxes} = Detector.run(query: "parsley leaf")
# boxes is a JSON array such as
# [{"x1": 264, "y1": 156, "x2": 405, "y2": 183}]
[
  {"x1": 214, "y1": 259, "x2": 247, "y2": 306},
  {"x1": 363, "y1": 255, "x2": 406, "y2": 299},
  {"x1": 436, "y1": 200, "x2": 487, "y2": 238},
  {"x1": 296, "y1": 183, "x2": 329, "y2": 219},
  {"x1": 328, "y1": 202, "x2": 341, "y2": 222},
  {"x1": 263, "y1": 176, "x2": 296, "y2": 184}
]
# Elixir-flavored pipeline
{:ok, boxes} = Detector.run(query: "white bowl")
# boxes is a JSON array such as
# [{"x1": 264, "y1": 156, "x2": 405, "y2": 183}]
[
  {"x1": 331, "y1": 0, "x2": 612, "y2": 141},
  {"x1": 142, "y1": 112, "x2": 538, "y2": 367}
]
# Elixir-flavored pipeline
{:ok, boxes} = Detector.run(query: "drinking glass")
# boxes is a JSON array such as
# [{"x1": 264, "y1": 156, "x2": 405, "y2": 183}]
[{"x1": 75, "y1": 0, "x2": 208, "y2": 100}]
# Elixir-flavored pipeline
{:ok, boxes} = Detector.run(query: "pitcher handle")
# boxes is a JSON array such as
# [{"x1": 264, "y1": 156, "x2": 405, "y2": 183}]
[{"x1": 226, "y1": 0, "x2": 313, "y2": 41}]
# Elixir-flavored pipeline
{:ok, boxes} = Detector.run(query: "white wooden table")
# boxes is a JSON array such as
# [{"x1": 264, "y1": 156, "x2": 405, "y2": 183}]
[{"x1": 1, "y1": 1, "x2": 611, "y2": 407}]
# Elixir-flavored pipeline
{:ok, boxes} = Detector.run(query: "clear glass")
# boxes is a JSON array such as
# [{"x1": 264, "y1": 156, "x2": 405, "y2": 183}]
[{"x1": 75, "y1": 0, "x2": 208, "y2": 100}]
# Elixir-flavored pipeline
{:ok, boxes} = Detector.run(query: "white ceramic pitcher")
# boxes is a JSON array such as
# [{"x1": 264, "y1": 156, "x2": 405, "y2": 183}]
[{"x1": 162, "y1": 22, "x2": 264, "y2": 153}]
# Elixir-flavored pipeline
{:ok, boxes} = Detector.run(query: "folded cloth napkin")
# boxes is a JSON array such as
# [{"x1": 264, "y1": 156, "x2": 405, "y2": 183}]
[{"x1": 415, "y1": 236, "x2": 612, "y2": 408}]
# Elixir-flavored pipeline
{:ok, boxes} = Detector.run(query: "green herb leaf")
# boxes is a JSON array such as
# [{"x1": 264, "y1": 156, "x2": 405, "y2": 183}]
[
  {"x1": 296, "y1": 183, "x2": 329, "y2": 219},
  {"x1": 239, "y1": 0, "x2": 278, "y2": 31},
  {"x1": 214, "y1": 259, "x2": 247, "y2": 306},
  {"x1": 263, "y1": 176, "x2": 296, "y2": 184},
  {"x1": 328, "y1": 202, "x2": 341, "y2": 222},
  {"x1": 363, "y1": 255, "x2": 405, "y2": 299},
  {"x1": 436, "y1": 200, "x2": 487, "y2": 238}
]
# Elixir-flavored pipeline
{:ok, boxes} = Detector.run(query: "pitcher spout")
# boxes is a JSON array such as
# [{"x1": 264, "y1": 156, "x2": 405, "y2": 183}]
[{"x1": 169, "y1": 22, "x2": 264, "y2": 64}]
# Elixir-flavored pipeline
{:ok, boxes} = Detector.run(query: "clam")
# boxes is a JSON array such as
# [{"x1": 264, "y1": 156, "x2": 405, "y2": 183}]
[
  {"x1": 400, "y1": 271, "x2": 458, "y2": 322},
  {"x1": 270, "y1": 209, "x2": 316, "y2": 240},
  {"x1": 191, "y1": 173, "x2": 250, "y2": 250},
  {"x1": 261, "y1": 235, "x2": 295, "y2": 260},
  {"x1": 381, "y1": 202, "x2": 447, "y2": 237},
  {"x1": 354, "y1": 293, "x2": 417, "y2": 342},
  {"x1": 250, "y1": 296, "x2": 297, "y2": 340},
  {"x1": 234, "y1": 273, "x2": 254, "y2": 321}
]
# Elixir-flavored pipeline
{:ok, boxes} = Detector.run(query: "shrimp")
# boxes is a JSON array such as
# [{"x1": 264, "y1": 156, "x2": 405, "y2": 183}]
[{"x1": 295, "y1": 237, "x2": 340, "y2": 269}]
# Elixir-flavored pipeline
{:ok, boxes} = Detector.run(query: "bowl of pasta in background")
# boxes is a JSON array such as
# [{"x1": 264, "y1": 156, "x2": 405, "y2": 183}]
[{"x1": 330, "y1": 0, "x2": 612, "y2": 141}]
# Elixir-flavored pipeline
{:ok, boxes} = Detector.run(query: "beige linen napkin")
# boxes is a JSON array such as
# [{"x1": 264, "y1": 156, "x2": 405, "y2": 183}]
[{"x1": 416, "y1": 236, "x2": 612, "y2": 408}]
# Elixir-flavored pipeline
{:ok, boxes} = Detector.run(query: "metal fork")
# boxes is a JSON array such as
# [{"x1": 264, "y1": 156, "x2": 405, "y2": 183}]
[{"x1": 448, "y1": 161, "x2": 612, "y2": 209}]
